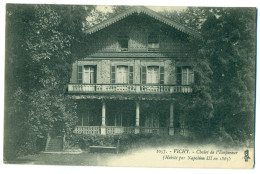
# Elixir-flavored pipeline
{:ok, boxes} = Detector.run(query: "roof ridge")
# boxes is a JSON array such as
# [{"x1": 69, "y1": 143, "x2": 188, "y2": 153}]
[
  {"x1": 85, "y1": 6, "x2": 202, "y2": 39},
  {"x1": 136, "y1": 6, "x2": 201, "y2": 38}
]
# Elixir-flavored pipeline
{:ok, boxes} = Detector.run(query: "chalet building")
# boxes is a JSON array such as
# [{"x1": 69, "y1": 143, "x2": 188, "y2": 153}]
[{"x1": 67, "y1": 6, "x2": 201, "y2": 136}]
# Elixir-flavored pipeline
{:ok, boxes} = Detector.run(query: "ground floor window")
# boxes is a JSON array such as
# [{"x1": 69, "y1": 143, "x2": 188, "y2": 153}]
[
  {"x1": 76, "y1": 100, "x2": 101, "y2": 126},
  {"x1": 145, "y1": 113, "x2": 159, "y2": 128},
  {"x1": 106, "y1": 101, "x2": 135, "y2": 127}
]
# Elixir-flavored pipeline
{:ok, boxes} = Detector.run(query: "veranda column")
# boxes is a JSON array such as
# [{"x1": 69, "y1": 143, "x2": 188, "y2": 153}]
[
  {"x1": 135, "y1": 101, "x2": 140, "y2": 134},
  {"x1": 169, "y1": 101, "x2": 175, "y2": 136},
  {"x1": 101, "y1": 100, "x2": 106, "y2": 135}
]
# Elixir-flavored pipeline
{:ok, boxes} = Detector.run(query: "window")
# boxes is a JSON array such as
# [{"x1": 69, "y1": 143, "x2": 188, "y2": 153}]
[
  {"x1": 147, "y1": 66, "x2": 159, "y2": 84},
  {"x1": 77, "y1": 65, "x2": 96, "y2": 84},
  {"x1": 118, "y1": 36, "x2": 129, "y2": 51},
  {"x1": 141, "y1": 66, "x2": 164, "y2": 84},
  {"x1": 116, "y1": 66, "x2": 128, "y2": 84},
  {"x1": 111, "y1": 65, "x2": 134, "y2": 84},
  {"x1": 177, "y1": 67, "x2": 194, "y2": 85},
  {"x1": 83, "y1": 66, "x2": 96, "y2": 84},
  {"x1": 148, "y1": 34, "x2": 159, "y2": 51},
  {"x1": 145, "y1": 113, "x2": 159, "y2": 128}
]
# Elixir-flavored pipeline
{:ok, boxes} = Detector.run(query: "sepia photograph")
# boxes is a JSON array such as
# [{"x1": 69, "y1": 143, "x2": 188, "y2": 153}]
[{"x1": 2, "y1": 1, "x2": 257, "y2": 170}]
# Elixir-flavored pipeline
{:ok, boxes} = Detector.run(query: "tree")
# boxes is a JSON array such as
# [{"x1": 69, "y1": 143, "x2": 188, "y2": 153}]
[
  {"x1": 164, "y1": 7, "x2": 256, "y2": 143},
  {"x1": 200, "y1": 8, "x2": 256, "y2": 143},
  {"x1": 4, "y1": 4, "x2": 130, "y2": 160},
  {"x1": 4, "y1": 4, "x2": 89, "y2": 160}
]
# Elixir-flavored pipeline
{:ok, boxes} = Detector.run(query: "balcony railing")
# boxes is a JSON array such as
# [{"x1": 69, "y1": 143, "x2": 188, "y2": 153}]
[
  {"x1": 68, "y1": 84, "x2": 192, "y2": 94},
  {"x1": 140, "y1": 127, "x2": 168, "y2": 136},
  {"x1": 74, "y1": 126, "x2": 168, "y2": 136},
  {"x1": 74, "y1": 126, "x2": 101, "y2": 135}
]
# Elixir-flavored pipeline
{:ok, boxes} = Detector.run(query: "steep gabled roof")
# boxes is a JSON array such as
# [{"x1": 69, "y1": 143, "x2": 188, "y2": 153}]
[{"x1": 85, "y1": 6, "x2": 201, "y2": 38}]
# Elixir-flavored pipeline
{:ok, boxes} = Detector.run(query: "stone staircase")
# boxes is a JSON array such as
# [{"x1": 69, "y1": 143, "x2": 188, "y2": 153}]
[{"x1": 45, "y1": 136, "x2": 63, "y2": 152}]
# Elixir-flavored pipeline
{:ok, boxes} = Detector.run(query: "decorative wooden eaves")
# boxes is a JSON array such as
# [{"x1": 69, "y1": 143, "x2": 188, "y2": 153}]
[{"x1": 85, "y1": 6, "x2": 202, "y2": 39}]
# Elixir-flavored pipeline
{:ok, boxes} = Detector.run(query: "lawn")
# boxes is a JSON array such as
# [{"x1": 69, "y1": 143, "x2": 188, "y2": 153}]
[
  {"x1": 6, "y1": 144, "x2": 254, "y2": 169},
  {"x1": 8, "y1": 151, "x2": 121, "y2": 166}
]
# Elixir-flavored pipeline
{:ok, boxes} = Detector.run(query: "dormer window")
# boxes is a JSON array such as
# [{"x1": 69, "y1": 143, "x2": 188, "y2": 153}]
[
  {"x1": 118, "y1": 36, "x2": 129, "y2": 51},
  {"x1": 148, "y1": 34, "x2": 159, "y2": 51}
]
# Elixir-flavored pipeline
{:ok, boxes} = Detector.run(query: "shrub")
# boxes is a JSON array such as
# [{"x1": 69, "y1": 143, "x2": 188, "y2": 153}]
[{"x1": 65, "y1": 133, "x2": 197, "y2": 152}]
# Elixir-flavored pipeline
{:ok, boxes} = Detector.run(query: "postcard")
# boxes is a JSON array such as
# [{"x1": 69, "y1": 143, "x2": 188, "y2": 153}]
[{"x1": 3, "y1": 3, "x2": 256, "y2": 169}]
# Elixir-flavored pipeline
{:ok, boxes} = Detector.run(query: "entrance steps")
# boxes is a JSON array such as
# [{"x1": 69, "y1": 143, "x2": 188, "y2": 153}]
[{"x1": 45, "y1": 137, "x2": 63, "y2": 152}]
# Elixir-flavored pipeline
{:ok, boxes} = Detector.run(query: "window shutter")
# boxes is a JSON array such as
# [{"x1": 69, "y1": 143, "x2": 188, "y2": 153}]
[
  {"x1": 111, "y1": 66, "x2": 116, "y2": 84},
  {"x1": 129, "y1": 66, "x2": 134, "y2": 84},
  {"x1": 93, "y1": 66, "x2": 97, "y2": 83},
  {"x1": 182, "y1": 68, "x2": 188, "y2": 85},
  {"x1": 141, "y1": 66, "x2": 146, "y2": 84},
  {"x1": 159, "y1": 66, "x2": 164, "y2": 84},
  {"x1": 78, "y1": 66, "x2": 82, "y2": 83},
  {"x1": 176, "y1": 67, "x2": 182, "y2": 85},
  {"x1": 189, "y1": 68, "x2": 194, "y2": 84}
]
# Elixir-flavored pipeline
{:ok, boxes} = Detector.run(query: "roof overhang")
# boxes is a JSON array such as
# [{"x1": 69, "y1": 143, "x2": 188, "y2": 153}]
[{"x1": 85, "y1": 6, "x2": 202, "y2": 39}]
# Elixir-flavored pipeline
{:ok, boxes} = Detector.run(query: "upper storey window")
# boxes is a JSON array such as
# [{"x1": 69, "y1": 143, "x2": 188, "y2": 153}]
[
  {"x1": 118, "y1": 36, "x2": 129, "y2": 51},
  {"x1": 116, "y1": 66, "x2": 128, "y2": 84},
  {"x1": 147, "y1": 66, "x2": 159, "y2": 84},
  {"x1": 177, "y1": 67, "x2": 194, "y2": 85},
  {"x1": 83, "y1": 66, "x2": 96, "y2": 84},
  {"x1": 78, "y1": 65, "x2": 96, "y2": 84},
  {"x1": 111, "y1": 65, "x2": 134, "y2": 84},
  {"x1": 148, "y1": 34, "x2": 159, "y2": 51},
  {"x1": 141, "y1": 66, "x2": 164, "y2": 84}
]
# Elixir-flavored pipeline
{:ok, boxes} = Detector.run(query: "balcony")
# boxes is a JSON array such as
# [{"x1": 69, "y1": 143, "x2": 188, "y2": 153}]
[{"x1": 68, "y1": 84, "x2": 192, "y2": 94}]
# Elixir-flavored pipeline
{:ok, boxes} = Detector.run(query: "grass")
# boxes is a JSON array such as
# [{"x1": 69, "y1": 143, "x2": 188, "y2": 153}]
[
  {"x1": 7, "y1": 143, "x2": 254, "y2": 168},
  {"x1": 7, "y1": 151, "x2": 120, "y2": 166},
  {"x1": 5, "y1": 135, "x2": 253, "y2": 166}
]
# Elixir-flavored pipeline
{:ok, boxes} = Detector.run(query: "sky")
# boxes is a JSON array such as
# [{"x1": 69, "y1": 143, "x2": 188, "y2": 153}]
[{"x1": 95, "y1": 5, "x2": 187, "y2": 13}]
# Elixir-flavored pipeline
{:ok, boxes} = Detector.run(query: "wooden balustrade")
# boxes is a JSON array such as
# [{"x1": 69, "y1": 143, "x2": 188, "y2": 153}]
[{"x1": 68, "y1": 84, "x2": 192, "y2": 94}]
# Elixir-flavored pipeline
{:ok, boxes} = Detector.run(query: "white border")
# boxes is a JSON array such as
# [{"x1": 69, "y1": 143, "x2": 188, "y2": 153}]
[{"x1": 0, "y1": 0, "x2": 259, "y2": 174}]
